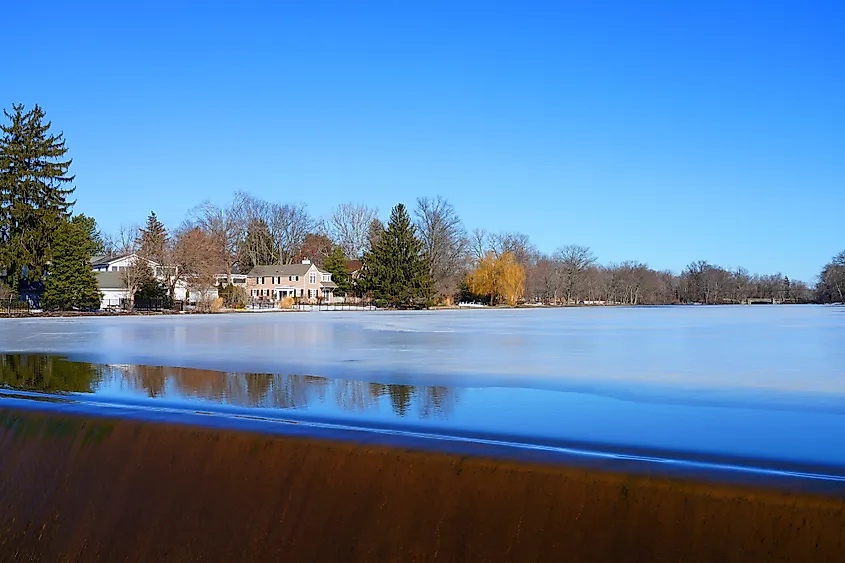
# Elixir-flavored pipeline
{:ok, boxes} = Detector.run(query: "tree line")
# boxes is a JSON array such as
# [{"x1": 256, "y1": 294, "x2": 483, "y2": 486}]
[{"x1": 1, "y1": 104, "x2": 843, "y2": 309}]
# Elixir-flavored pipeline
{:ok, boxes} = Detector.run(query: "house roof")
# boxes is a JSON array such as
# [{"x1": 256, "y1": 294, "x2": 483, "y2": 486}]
[
  {"x1": 90, "y1": 253, "x2": 160, "y2": 268},
  {"x1": 321, "y1": 281, "x2": 338, "y2": 289},
  {"x1": 96, "y1": 271, "x2": 125, "y2": 289},
  {"x1": 90, "y1": 254, "x2": 125, "y2": 267},
  {"x1": 248, "y1": 264, "x2": 320, "y2": 277},
  {"x1": 345, "y1": 260, "x2": 362, "y2": 272},
  {"x1": 215, "y1": 265, "x2": 245, "y2": 278}
]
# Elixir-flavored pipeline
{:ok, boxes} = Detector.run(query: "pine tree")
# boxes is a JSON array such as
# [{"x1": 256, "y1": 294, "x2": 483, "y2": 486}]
[
  {"x1": 0, "y1": 104, "x2": 75, "y2": 290},
  {"x1": 73, "y1": 213, "x2": 107, "y2": 256},
  {"x1": 137, "y1": 211, "x2": 168, "y2": 263},
  {"x1": 361, "y1": 204, "x2": 432, "y2": 307},
  {"x1": 42, "y1": 216, "x2": 103, "y2": 311},
  {"x1": 323, "y1": 244, "x2": 352, "y2": 295}
]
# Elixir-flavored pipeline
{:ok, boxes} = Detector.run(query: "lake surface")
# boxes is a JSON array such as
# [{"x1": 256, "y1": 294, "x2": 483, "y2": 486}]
[{"x1": 1, "y1": 306, "x2": 844, "y2": 481}]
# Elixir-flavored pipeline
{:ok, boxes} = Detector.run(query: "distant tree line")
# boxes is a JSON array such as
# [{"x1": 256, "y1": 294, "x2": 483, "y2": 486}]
[{"x1": 1, "y1": 104, "x2": 843, "y2": 309}]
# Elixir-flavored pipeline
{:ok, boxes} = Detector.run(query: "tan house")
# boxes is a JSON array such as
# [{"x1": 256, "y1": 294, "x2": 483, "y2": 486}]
[{"x1": 247, "y1": 260, "x2": 337, "y2": 303}]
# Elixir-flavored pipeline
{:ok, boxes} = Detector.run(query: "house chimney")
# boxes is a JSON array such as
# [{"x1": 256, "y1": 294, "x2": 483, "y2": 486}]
[{"x1": 301, "y1": 259, "x2": 311, "y2": 265}]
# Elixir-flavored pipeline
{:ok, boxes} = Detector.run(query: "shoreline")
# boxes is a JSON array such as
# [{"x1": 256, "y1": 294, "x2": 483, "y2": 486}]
[
  {"x1": 0, "y1": 301, "x2": 836, "y2": 318},
  {"x1": 2, "y1": 406, "x2": 844, "y2": 562}
]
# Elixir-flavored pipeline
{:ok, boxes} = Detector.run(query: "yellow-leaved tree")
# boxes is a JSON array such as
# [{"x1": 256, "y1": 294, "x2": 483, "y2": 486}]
[{"x1": 466, "y1": 251, "x2": 525, "y2": 306}]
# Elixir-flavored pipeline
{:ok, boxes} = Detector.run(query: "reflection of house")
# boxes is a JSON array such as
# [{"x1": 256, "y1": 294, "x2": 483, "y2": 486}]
[{"x1": 247, "y1": 260, "x2": 337, "y2": 302}]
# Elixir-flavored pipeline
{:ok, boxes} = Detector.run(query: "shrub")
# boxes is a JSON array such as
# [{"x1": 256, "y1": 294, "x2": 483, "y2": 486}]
[{"x1": 0, "y1": 282, "x2": 14, "y2": 301}]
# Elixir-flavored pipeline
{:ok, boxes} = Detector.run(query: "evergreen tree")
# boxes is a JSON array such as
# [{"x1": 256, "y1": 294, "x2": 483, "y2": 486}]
[
  {"x1": 71, "y1": 213, "x2": 106, "y2": 256},
  {"x1": 137, "y1": 211, "x2": 168, "y2": 263},
  {"x1": 42, "y1": 216, "x2": 103, "y2": 311},
  {"x1": 134, "y1": 275, "x2": 172, "y2": 308},
  {"x1": 323, "y1": 244, "x2": 352, "y2": 295},
  {"x1": 0, "y1": 104, "x2": 75, "y2": 290},
  {"x1": 360, "y1": 204, "x2": 432, "y2": 307}
]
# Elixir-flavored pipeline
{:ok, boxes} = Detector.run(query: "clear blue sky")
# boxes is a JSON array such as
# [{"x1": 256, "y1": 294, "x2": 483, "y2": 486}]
[{"x1": 3, "y1": 1, "x2": 842, "y2": 281}]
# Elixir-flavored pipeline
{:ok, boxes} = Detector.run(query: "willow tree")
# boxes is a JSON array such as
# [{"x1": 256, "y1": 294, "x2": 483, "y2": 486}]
[
  {"x1": 467, "y1": 251, "x2": 525, "y2": 306},
  {"x1": 0, "y1": 104, "x2": 75, "y2": 289}
]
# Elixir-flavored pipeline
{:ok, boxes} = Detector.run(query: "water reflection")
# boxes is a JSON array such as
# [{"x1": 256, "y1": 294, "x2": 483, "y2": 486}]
[
  {"x1": 0, "y1": 355, "x2": 458, "y2": 419},
  {"x1": 0, "y1": 355, "x2": 104, "y2": 393}
]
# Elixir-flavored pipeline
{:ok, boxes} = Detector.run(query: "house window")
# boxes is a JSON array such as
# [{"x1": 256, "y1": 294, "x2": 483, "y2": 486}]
[
  {"x1": 257, "y1": 277, "x2": 265, "y2": 284},
  {"x1": 321, "y1": 274, "x2": 331, "y2": 282},
  {"x1": 289, "y1": 275, "x2": 299, "y2": 282},
  {"x1": 309, "y1": 272, "x2": 316, "y2": 284},
  {"x1": 111, "y1": 266, "x2": 118, "y2": 271}
]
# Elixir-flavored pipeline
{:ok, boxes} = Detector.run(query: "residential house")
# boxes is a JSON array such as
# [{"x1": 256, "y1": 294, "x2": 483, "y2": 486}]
[
  {"x1": 213, "y1": 265, "x2": 248, "y2": 288},
  {"x1": 95, "y1": 271, "x2": 131, "y2": 309},
  {"x1": 90, "y1": 254, "x2": 155, "y2": 273},
  {"x1": 247, "y1": 260, "x2": 337, "y2": 303},
  {"x1": 90, "y1": 254, "x2": 214, "y2": 308},
  {"x1": 345, "y1": 259, "x2": 362, "y2": 280}
]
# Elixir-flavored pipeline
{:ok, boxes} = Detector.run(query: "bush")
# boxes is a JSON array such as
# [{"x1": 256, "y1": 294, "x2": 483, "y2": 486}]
[
  {"x1": 135, "y1": 279, "x2": 173, "y2": 309},
  {"x1": 218, "y1": 283, "x2": 248, "y2": 308},
  {"x1": 278, "y1": 296, "x2": 295, "y2": 309},
  {"x1": 0, "y1": 282, "x2": 15, "y2": 301}
]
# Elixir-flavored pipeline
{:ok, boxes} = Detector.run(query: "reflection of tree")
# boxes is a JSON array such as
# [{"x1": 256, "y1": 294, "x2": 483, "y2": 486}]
[
  {"x1": 138, "y1": 366, "x2": 167, "y2": 397},
  {"x1": 105, "y1": 364, "x2": 460, "y2": 418},
  {"x1": 387, "y1": 385, "x2": 414, "y2": 417},
  {"x1": 418, "y1": 386, "x2": 456, "y2": 419},
  {"x1": 367, "y1": 382, "x2": 458, "y2": 418},
  {"x1": 245, "y1": 373, "x2": 273, "y2": 405},
  {"x1": 333, "y1": 380, "x2": 378, "y2": 412},
  {"x1": 0, "y1": 354, "x2": 102, "y2": 393}
]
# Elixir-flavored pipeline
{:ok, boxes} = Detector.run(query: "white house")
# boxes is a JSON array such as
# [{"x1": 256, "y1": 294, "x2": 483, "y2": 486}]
[{"x1": 90, "y1": 254, "x2": 203, "y2": 309}]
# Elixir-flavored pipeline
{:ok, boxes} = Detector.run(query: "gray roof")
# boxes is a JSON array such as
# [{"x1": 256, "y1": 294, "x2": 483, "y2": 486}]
[
  {"x1": 248, "y1": 264, "x2": 316, "y2": 277},
  {"x1": 91, "y1": 255, "x2": 122, "y2": 267},
  {"x1": 96, "y1": 271, "x2": 125, "y2": 289}
]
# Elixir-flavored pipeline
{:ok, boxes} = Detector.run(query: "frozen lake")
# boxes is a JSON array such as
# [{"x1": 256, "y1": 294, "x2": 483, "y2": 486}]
[{"x1": 1, "y1": 306, "x2": 845, "y2": 478}]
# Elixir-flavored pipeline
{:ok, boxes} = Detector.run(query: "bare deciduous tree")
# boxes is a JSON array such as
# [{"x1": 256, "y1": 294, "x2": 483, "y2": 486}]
[
  {"x1": 114, "y1": 226, "x2": 147, "y2": 309},
  {"x1": 469, "y1": 228, "x2": 490, "y2": 262},
  {"x1": 330, "y1": 203, "x2": 378, "y2": 259},
  {"x1": 190, "y1": 197, "x2": 245, "y2": 284},
  {"x1": 177, "y1": 227, "x2": 220, "y2": 310},
  {"x1": 269, "y1": 202, "x2": 314, "y2": 265},
  {"x1": 553, "y1": 245, "x2": 596, "y2": 304},
  {"x1": 817, "y1": 250, "x2": 845, "y2": 303},
  {"x1": 414, "y1": 196, "x2": 468, "y2": 298},
  {"x1": 491, "y1": 232, "x2": 538, "y2": 267}
]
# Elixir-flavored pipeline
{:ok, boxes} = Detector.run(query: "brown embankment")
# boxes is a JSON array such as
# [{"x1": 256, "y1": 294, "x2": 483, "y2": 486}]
[{"x1": 1, "y1": 408, "x2": 844, "y2": 562}]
